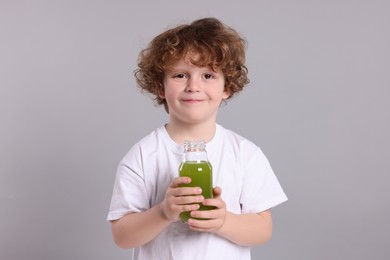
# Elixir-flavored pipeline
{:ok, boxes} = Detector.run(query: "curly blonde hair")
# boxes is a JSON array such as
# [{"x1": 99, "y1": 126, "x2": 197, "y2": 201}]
[{"x1": 134, "y1": 17, "x2": 249, "y2": 112}]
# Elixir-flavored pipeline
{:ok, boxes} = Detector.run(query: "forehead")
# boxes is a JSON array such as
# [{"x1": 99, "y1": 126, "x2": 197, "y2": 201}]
[
  {"x1": 165, "y1": 52, "x2": 221, "y2": 72},
  {"x1": 165, "y1": 60, "x2": 223, "y2": 75}
]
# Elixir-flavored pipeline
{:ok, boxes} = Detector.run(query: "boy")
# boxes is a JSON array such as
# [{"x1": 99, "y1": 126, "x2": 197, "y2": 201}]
[{"x1": 107, "y1": 17, "x2": 287, "y2": 259}]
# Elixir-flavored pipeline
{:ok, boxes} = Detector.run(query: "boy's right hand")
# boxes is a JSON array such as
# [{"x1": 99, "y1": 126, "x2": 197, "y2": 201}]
[{"x1": 159, "y1": 176, "x2": 204, "y2": 222}]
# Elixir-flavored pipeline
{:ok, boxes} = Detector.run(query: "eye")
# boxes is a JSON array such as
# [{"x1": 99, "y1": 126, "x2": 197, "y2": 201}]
[
  {"x1": 203, "y1": 73, "x2": 215, "y2": 79},
  {"x1": 173, "y1": 73, "x2": 187, "y2": 79}
]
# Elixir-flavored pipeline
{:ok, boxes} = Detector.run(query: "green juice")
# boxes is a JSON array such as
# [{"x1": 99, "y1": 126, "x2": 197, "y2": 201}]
[{"x1": 179, "y1": 161, "x2": 214, "y2": 222}]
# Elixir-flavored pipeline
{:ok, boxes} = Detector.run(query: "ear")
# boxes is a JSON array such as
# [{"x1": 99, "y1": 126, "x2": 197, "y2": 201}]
[
  {"x1": 158, "y1": 87, "x2": 165, "y2": 99},
  {"x1": 222, "y1": 88, "x2": 231, "y2": 100}
]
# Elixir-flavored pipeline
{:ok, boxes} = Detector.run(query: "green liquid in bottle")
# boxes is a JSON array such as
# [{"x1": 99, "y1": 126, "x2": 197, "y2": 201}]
[{"x1": 179, "y1": 161, "x2": 214, "y2": 222}]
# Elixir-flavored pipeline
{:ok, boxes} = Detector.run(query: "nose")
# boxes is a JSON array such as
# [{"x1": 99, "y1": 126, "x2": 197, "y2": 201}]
[{"x1": 185, "y1": 77, "x2": 201, "y2": 92}]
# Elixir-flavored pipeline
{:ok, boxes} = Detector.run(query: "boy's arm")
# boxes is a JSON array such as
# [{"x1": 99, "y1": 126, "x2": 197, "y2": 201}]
[
  {"x1": 215, "y1": 210, "x2": 272, "y2": 246},
  {"x1": 187, "y1": 187, "x2": 273, "y2": 246},
  {"x1": 111, "y1": 176, "x2": 204, "y2": 248},
  {"x1": 111, "y1": 204, "x2": 171, "y2": 249}
]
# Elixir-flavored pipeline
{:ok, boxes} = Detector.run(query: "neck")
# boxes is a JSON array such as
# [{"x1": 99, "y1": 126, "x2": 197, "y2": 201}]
[{"x1": 165, "y1": 121, "x2": 216, "y2": 145}]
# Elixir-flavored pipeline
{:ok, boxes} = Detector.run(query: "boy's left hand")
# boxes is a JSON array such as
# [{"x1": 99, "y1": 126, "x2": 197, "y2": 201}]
[{"x1": 187, "y1": 186, "x2": 227, "y2": 232}]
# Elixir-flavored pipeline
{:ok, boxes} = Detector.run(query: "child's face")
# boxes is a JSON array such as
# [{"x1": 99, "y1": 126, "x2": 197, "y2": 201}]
[{"x1": 161, "y1": 58, "x2": 229, "y2": 126}]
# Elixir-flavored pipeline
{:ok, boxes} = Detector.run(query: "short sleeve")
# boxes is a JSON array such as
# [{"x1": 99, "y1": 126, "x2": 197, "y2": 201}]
[
  {"x1": 107, "y1": 146, "x2": 150, "y2": 221},
  {"x1": 240, "y1": 147, "x2": 288, "y2": 214}
]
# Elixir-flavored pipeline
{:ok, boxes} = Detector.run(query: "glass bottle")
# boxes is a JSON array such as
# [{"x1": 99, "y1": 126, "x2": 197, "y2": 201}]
[{"x1": 179, "y1": 140, "x2": 214, "y2": 222}]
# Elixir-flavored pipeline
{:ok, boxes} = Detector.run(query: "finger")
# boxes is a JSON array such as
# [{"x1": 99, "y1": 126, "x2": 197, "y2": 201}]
[
  {"x1": 171, "y1": 187, "x2": 203, "y2": 197},
  {"x1": 202, "y1": 198, "x2": 224, "y2": 208},
  {"x1": 175, "y1": 195, "x2": 205, "y2": 205},
  {"x1": 190, "y1": 207, "x2": 223, "y2": 220},
  {"x1": 170, "y1": 177, "x2": 191, "y2": 188},
  {"x1": 213, "y1": 186, "x2": 222, "y2": 198},
  {"x1": 187, "y1": 218, "x2": 221, "y2": 231},
  {"x1": 180, "y1": 203, "x2": 201, "y2": 213}
]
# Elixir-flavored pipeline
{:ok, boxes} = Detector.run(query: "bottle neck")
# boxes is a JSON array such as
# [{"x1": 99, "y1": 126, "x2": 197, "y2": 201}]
[
  {"x1": 183, "y1": 139, "x2": 208, "y2": 162},
  {"x1": 184, "y1": 150, "x2": 208, "y2": 162}
]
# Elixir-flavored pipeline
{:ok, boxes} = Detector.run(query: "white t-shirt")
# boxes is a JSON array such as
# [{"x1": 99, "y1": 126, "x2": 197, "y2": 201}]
[{"x1": 107, "y1": 124, "x2": 288, "y2": 260}]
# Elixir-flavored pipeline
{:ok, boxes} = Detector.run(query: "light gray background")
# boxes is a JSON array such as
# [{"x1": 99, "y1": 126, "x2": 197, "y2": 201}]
[{"x1": 1, "y1": 0, "x2": 389, "y2": 259}]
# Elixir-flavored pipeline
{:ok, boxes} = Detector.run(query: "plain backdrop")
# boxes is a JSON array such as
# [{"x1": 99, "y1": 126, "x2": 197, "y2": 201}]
[{"x1": 1, "y1": 0, "x2": 389, "y2": 259}]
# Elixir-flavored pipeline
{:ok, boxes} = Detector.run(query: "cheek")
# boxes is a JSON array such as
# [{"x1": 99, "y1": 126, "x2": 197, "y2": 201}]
[
  {"x1": 161, "y1": 88, "x2": 176, "y2": 102},
  {"x1": 161, "y1": 79, "x2": 178, "y2": 100},
  {"x1": 213, "y1": 85, "x2": 229, "y2": 99}
]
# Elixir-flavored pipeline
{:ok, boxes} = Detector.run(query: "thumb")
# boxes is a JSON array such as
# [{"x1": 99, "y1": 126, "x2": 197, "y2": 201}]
[{"x1": 213, "y1": 186, "x2": 222, "y2": 198}]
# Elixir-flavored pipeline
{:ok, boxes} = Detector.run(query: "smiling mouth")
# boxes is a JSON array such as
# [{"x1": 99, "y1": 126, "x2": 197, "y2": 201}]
[{"x1": 182, "y1": 99, "x2": 204, "y2": 103}]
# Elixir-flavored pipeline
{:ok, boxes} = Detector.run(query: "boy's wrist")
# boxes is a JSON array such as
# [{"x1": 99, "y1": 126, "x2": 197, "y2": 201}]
[
  {"x1": 157, "y1": 203, "x2": 175, "y2": 223},
  {"x1": 214, "y1": 211, "x2": 230, "y2": 236}
]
